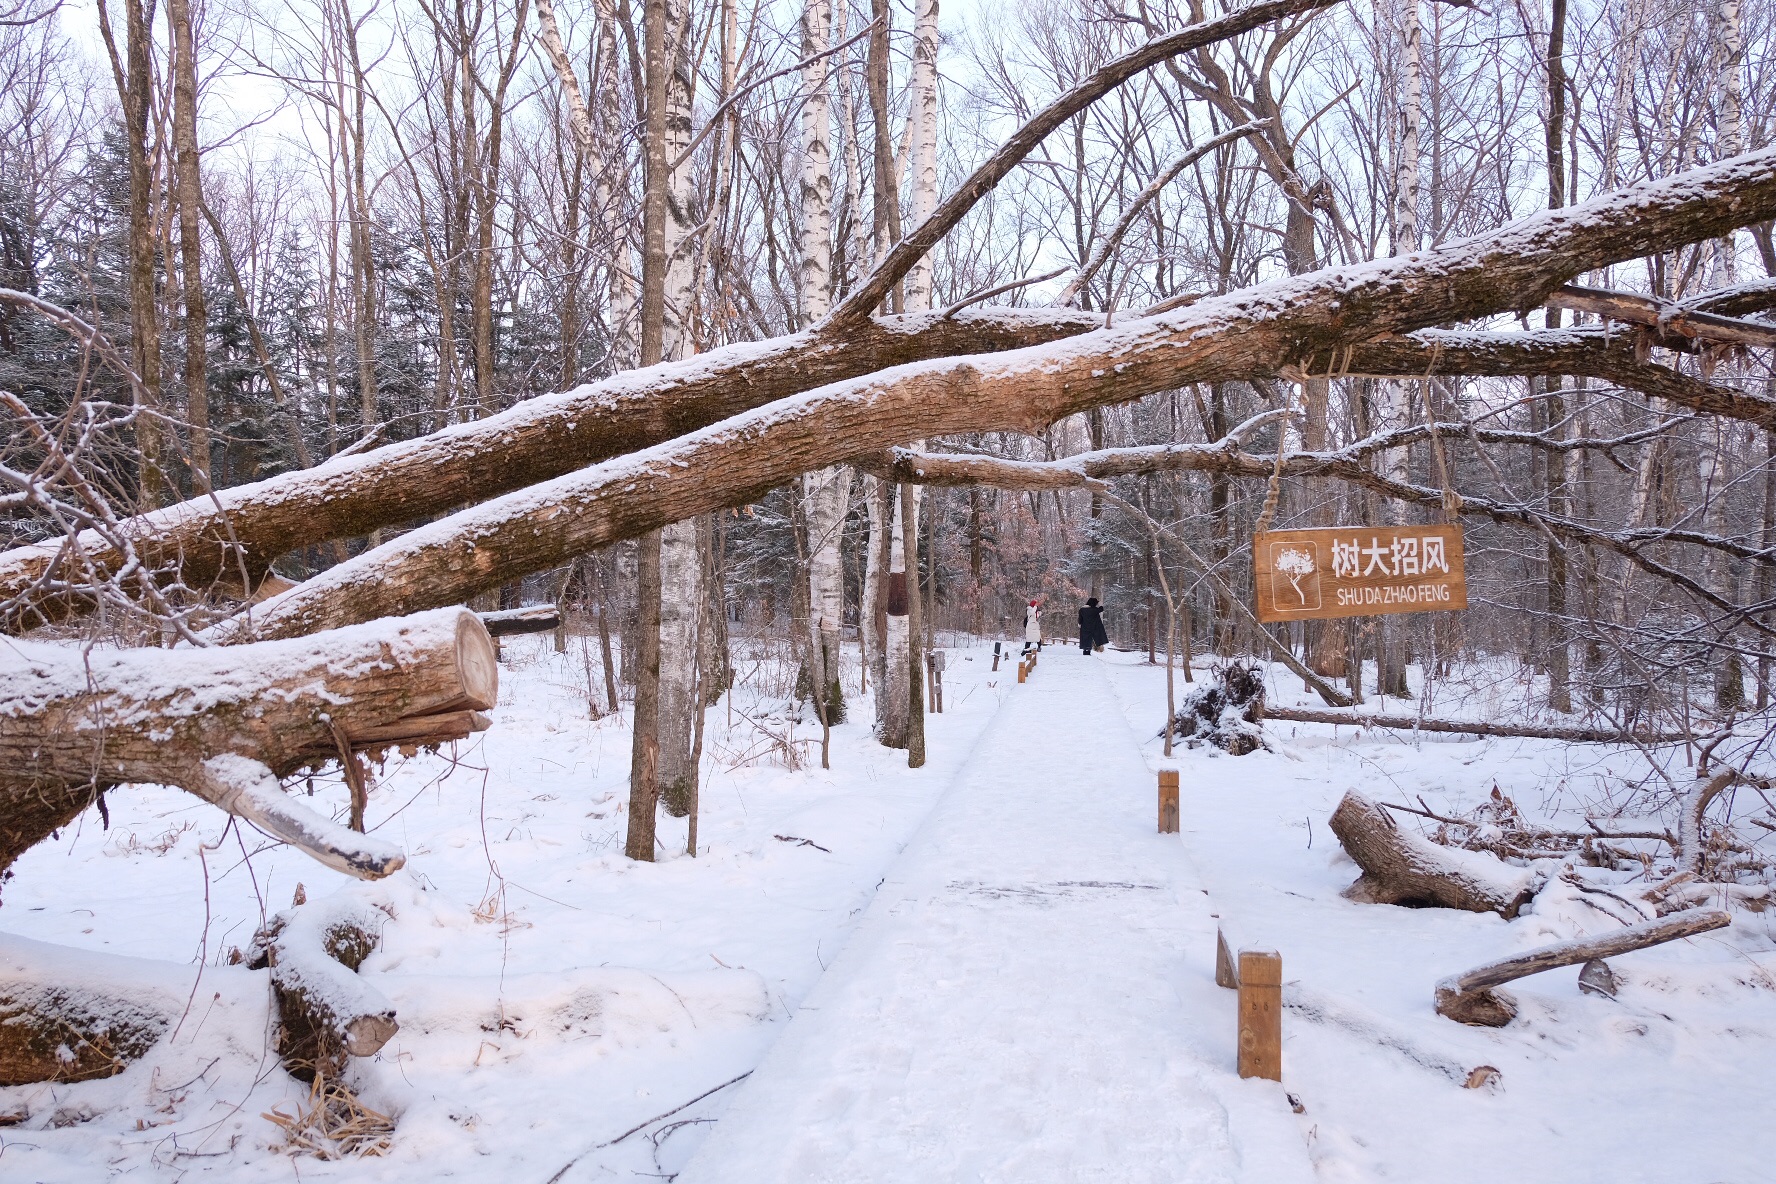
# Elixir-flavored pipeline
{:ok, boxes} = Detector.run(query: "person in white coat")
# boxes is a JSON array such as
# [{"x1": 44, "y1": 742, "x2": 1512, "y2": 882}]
[{"x1": 1022, "y1": 599, "x2": 1042, "y2": 654}]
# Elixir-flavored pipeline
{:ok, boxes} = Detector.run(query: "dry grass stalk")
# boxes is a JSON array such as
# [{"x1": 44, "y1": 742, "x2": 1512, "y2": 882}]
[{"x1": 263, "y1": 1074, "x2": 395, "y2": 1159}]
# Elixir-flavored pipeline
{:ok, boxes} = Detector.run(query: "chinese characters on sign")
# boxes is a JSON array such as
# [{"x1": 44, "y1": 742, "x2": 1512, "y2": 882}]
[{"x1": 1252, "y1": 525, "x2": 1467, "y2": 623}]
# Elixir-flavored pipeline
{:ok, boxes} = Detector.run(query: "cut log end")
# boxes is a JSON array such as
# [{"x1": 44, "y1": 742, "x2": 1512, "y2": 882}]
[
  {"x1": 452, "y1": 610, "x2": 500, "y2": 708},
  {"x1": 1435, "y1": 984, "x2": 1518, "y2": 1027}
]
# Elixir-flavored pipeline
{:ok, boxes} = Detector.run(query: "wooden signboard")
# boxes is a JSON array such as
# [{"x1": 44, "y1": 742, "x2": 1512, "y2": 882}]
[{"x1": 1253, "y1": 525, "x2": 1466, "y2": 623}]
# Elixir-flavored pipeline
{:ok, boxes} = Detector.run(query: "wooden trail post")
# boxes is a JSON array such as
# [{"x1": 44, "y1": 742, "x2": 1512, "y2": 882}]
[
  {"x1": 1158, "y1": 769, "x2": 1179, "y2": 833},
  {"x1": 1017, "y1": 660, "x2": 1027, "y2": 683},
  {"x1": 992, "y1": 641, "x2": 1001, "y2": 671},
  {"x1": 1237, "y1": 949, "x2": 1283, "y2": 1081}
]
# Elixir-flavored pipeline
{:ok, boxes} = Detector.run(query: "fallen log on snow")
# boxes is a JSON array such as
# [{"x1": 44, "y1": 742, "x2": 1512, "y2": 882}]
[
  {"x1": 1263, "y1": 706, "x2": 1689, "y2": 744},
  {"x1": 478, "y1": 604, "x2": 563, "y2": 636},
  {"x1": 0, "y1": 607, "x2": 496, "y2": 884},
  {"x1": 0, "y1": 933, "x2": 197, "y2": 1086},
  {"x1": 0, "y1": 980, "x2": 171, "y2": 1086},
  {"x1": 248, "y1": 891, "x2": 398, "y2": 1081},
  {"x1": 1329, "y1": 791, "x2": 1538, "y2": 918},
  {"x1": 1434, "y1": 908, "x2": 1731, "y2": 1026}
]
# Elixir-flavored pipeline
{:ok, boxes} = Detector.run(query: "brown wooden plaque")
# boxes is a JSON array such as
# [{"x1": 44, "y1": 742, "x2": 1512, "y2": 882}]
[{"x1": 1253, "y1": 525, "x2": 1466, "y2": 623}]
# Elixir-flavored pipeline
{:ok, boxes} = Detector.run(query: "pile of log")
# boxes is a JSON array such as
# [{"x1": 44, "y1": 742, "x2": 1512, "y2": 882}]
[
  {"x1": 0, "y1": 606, "x2": 497, "y2": 885},
  {"x1": 0, "y1": 887, "x2": 398, "y2": 1089}
]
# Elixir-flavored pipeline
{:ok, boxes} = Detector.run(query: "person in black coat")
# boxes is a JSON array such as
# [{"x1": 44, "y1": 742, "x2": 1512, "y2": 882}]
[{"x1": 1078, "y1": 597, "x2": 1108, "y2": 655}]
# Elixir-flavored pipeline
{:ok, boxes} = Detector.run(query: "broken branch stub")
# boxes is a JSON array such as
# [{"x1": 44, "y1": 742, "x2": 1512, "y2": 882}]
[
  {"x1": 250, "y1": 894, "x2": 399, "y2": 1082},
  {"x1": 1328, "y1": 791, "x2": 1537, "y2": 917},
  {"x1": 1434, "y1": 908, "x2": 1730, "y2": 1026}
]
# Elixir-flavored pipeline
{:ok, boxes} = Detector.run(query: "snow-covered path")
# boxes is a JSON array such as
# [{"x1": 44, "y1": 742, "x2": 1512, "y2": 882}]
[{"x1": 677, "y1": 650, "x2": 1313, "y2": 1183}]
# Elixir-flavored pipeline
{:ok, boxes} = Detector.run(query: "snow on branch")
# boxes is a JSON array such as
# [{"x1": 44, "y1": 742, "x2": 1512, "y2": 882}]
[{"x1": 232, "y1": 146, "x2": 1776, "y2": 641}]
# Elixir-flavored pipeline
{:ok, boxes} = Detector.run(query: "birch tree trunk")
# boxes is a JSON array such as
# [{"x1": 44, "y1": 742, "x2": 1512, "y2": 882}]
[
  {"x1": 902, "y1": 0, "x2": 940, "y2": 310},
  {"x1": 166, "y1": 0, "x2": 209, "y2": 492},
  {"x1": 1543, "y1": 0, "x2": 1573, "y2": 713},
  {"x1": 1374, "y1": 0, "x2": 1422, "y2": 699},
  {"x1": 797, "y1": 0, "x2": 848, "y2": 725},
  {"x1": 878, "y1": 486, "x2": 912, "y2": 748},
  {"x1": 653, "y1": 0, "x2": 708, "y2": 823}
]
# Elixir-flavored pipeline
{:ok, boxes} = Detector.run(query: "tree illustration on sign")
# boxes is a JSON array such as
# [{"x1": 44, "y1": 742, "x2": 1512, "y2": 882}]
[{"x1": 1275, "y1": 545, "x2": 1316, "y2": 606}]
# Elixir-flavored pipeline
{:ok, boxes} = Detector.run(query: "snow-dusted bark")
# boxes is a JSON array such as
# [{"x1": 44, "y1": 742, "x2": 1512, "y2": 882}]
[
  {"x1": 902, "y1": 0, "x2": 940, "y2": 310},
  {"x1": 1714, "y1": 0, "x2": 1744, "y2": 284},
  {"x1": 803, "y1": 465, "x2": 850, "y2": 724},
  {"x1": 658, "y1": 513, "x2": 705, "y2": 814},
  {"x1": 1, "y1": 608, "x2": 496, "y2": 881},
  {"x1": 222, "y1": 147, "x2": 1776, "y2": 639},
  {"x1": 878, "y1": 488, "x2": 913, "y2": 748}
]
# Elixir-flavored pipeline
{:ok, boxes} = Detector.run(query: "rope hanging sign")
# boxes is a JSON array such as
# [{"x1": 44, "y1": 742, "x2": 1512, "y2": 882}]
[{"x1": 1253, "y1": 525, "x2": 1468, "y2": 623}]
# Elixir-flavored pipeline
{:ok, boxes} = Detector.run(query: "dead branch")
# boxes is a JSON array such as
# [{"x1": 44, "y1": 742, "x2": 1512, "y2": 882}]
[
  {"x1": 248, "y1": 891, "x2": 398, "y2": 1081},
  {"x1": 1546, "y1": 284, "x2": 1776, "y2": 349},
  {"x1": 1265, "y1": 705, "x2": 1689, "y2": 744},
  {"x1": 1434, "y1": 909, "x2": 1731, "y2": 1026}
]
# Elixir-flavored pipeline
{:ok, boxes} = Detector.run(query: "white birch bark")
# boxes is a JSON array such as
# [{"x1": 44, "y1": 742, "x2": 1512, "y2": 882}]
[
  {"x1": 1378, "y1": 0, "x2": 1421, "y2": 499},
  {"x1": 1714, "y1": 0, "x2": 1743, "y2": 284},
  {"x1": 593, "y1": 0, "x2": 636, "y2": 371},
  {"x1": 797, "y1": 0, "x2": 848, "y2": 724},
  {"x1": 839, "y1": 72, "x2": 870, "y2": 298},
  {"x1": 902, "y1": 0, "x2": 941, "y2": 309},
  {"x1": 799, "y1": 0, "x2": 834, "y2": 325},
  {"x1": 535, "y1": 0, "x2": 596, "y2": 160},
  {"x1": 860, "y1": 472, "x2": 883, "y2": 692},
  {"x1": 803, "y1": 465, "x2": 850, "y2": 722},
  {"x1": 657, "y1": 0, "x2": 706, "y2": 811}
]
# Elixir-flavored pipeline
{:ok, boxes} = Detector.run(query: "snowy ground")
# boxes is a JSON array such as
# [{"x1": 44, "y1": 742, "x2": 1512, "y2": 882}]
[
  {"x1": 1100, "y1": 651, "x2": 1776, "y2": 1184},
  {"x1": 3, "y1": 633, "x2": 1772, "y2": 1181},
  {"x1": 1, "y1": 631, "x2": 1014, "y2": 1180}
]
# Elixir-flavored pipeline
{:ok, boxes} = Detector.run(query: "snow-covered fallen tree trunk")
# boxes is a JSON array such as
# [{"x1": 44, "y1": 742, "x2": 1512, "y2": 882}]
[
  {"x1": 0, "y1": 978, "x2": 172, "y2": 1086},
  {"x1": 0, "y1": 310, "x2": 1106, "y2": 632},
  {"x1": 1263, "y1": 706, "x2": 1689, "y2": 744},
  {"x1": 1329, "y1": 792, "x2": 1538, "y2": 917},
  {"x1": 248, "y1": 891, "x2": 398, "y2": 1081},
  {"x1": 1434, "y1": 908, "x2": 1731, "y2": 1026},
  {"x1": 0, "y1": 607, "x2": 497, "y2": 884},
  {"x1": 230, "y1": 148, "x2": 1776, "y2": 641}
]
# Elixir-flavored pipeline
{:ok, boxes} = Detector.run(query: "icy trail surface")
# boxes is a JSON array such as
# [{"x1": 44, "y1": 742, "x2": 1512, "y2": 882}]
[{"x1": 678, "y1": 650, "x2": 1311, "y2": 1184}]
